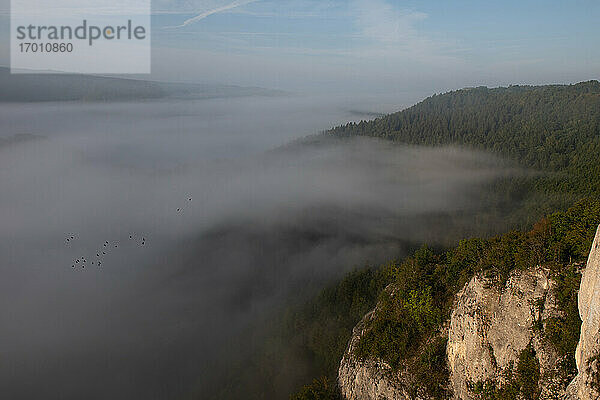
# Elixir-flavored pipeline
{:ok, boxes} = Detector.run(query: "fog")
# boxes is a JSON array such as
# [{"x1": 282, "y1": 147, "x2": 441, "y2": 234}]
[{"x1": 0, "y1": 95, "x2": 510, "y2": 399}]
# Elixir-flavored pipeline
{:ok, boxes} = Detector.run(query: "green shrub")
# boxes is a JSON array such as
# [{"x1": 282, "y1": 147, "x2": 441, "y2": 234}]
[
  {"x1": 290, "y1": 377, "x2": 340, "y2": 400},
  {"x1": 517, "y1": 345, "x2": 541, "y2": 400}
]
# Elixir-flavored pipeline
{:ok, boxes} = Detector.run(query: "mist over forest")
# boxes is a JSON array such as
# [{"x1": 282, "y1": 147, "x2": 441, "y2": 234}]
[
  {"x1": 0, "y1": 95, "x2": 514, "y2": 399},
  {"x1": 1, "y1": 0, "x2": 598, "y2": 398}
]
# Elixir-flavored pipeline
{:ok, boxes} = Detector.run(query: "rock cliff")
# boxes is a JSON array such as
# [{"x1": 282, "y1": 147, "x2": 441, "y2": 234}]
[
  {"x1": 338, "y1": 225, "x2": 600, "y2": 399},
  {"x1": 447, "y1": 267, "x2": 568, "y2": 399},
  {"x1": 566, "y1": 225, "x2": 600, "y2": 399},
  {"x1": 338, "y1": 285, "x2": 449, "y2": 400},
  {"x1": 338, "y1": 309, "x2": 411, "y2": 400}
]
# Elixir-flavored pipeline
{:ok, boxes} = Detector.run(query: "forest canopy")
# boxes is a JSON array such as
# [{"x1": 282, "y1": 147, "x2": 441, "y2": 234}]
[{"x1": 328, "y1": 81, "x2": 600, "y2": 197}]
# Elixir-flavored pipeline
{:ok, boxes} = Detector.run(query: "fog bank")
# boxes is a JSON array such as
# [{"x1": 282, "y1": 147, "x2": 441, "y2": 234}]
[{"x1": 0, "y1": 96, "x2": 511, "y2": 399}]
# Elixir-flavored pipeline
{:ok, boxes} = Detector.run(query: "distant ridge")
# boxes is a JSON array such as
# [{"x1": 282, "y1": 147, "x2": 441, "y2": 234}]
[
  {"x1": 0, "y1": 67, "x2": 286, "y2": 102},
  {"x1": 0, "y1": 133, "x2": 45, "y2": 148}
]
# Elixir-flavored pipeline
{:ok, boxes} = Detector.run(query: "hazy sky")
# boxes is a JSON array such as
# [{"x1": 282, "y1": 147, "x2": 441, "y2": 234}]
[{"x1": 1, "y1": 0, "x2": 599, "y2": 93}]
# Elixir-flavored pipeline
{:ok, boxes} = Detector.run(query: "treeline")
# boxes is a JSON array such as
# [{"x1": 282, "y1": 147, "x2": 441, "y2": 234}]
[{"x1": 329, "y1": 82, "x2": 600, "y2": 196}]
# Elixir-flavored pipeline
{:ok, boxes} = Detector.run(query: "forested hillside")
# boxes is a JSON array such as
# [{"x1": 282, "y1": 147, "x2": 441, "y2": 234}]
[
  {"x1": 329, "y1": 82, "x2": 600, "y2": 191},
  {"x1": 288, "y1": 82, "x2": 600, "y2": 399},
  {"x1": 330, "y1": 82, "x2": 600, "y2": 218}
]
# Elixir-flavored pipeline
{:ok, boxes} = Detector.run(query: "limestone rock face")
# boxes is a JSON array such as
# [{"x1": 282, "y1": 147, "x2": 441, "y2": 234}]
[
  {"x1": 447, "y1": 267, "x2": 564, "y2": 399},
  {"x1": 338, "y1": 289, "x2": 444, "y2": 400},
  {"x1": 338, "y1": 268, "x2": 567, "y2": 400},
  {"x1": 338, "y1": 224, "x2": 600, "y2": 400},
  {"x1": 566, "y1": 225, "x2": 600, "y2": 400},
  {"x1": 338, "y1": 309, "x2": 415, "y2": 400}
]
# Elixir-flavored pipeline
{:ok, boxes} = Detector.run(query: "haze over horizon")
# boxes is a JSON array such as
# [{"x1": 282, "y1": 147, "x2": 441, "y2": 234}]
[{"x1": 1, "y1": 0, "x2": 598, "y2": 98}]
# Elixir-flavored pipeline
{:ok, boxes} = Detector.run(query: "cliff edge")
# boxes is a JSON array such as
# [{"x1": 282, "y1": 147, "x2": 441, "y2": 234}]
[
  {"x1": 567, "y1": 225, "x2": 600, "y2": 399},
  {"x1": 447, "y1": 267, "x2": 568, "y2": 399},
  {"x1": 339, "y1": 225, "x2": 600, "y2": 399}
]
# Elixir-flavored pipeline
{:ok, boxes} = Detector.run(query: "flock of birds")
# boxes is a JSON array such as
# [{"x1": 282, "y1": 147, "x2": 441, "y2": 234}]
[
  {"x1": 66, "y1": 235, "x2": 146, "y2": 269},
  {"x1": 66, "y1": 196, "x2": 193, "y2": 269}
]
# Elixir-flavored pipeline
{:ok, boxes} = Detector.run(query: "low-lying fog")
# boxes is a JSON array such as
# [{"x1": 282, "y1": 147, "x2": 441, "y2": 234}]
[{"x1": 0, "y1": 95, "x2": 510, "y2": 399}]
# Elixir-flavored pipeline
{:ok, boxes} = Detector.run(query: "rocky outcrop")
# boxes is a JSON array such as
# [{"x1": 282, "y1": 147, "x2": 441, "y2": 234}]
[
  {"x1": 338, "y1": 285, "x2": 446, "y2": 400},
  {"x1": 447, "y1": 267, "x2": 566, "y2": 399},
  {"x1": 339, "y1": 267, "x2": 569, "y2": 400},
  {"x1": 338, "y1": 225, "x2": 600, "y2": 400},
  {"x1": 566, "y1": 225, "x2": 600, "y2": 399},
  {"x1": 338, "y1": 309, "x2": 410, "y2": 400}
]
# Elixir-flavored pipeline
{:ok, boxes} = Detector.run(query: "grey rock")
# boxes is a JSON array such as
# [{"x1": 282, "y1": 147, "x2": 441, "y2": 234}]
[
  {"x1": 566, "y1": 225, "x2": 600, "y2": 400},
  {"x1": 338, "y1": 224, "x2": 600, "y2": 400},
  {"x1": 447, "y1": 267, "x2": 566, "y2": 399}
]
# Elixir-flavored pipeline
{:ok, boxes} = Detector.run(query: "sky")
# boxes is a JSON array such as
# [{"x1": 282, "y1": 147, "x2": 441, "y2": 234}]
[{"x1": 0, "y1": 0, "x2": 599, "y2": 94}]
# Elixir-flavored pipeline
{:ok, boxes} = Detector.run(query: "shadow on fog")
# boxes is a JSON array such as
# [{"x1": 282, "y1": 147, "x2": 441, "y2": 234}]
[{"x1": 0, "y1": 96, "x2": 514, "y2": 399}]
